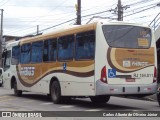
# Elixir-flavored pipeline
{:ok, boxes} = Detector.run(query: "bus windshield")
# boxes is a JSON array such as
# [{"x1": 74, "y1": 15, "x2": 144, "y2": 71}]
[{"x1": 102, "y1": 25, "x2": 151, "y2": 49}]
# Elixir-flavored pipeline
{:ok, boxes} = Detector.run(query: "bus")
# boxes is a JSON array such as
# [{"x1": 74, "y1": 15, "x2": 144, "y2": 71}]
[{"x1": 2, "y1": 21, "x2": 157, "y2": 104}]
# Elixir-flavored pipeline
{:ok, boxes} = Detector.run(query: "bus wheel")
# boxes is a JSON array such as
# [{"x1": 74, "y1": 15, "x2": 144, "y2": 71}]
[
  {"x1": 51, "y1": 81, "x2": 62, "y2": 104},
  {"x1": 14, "y1": 81, "x2": 22, "y2": 96},
  {"x1": 90, "y1": 95, "x2": 110, "y2": 103}
]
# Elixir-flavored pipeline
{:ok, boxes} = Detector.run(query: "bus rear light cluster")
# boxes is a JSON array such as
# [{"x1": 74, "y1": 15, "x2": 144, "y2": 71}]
[
  {"x1": 153, "y1": 67, "x2": 157, "y2": 83},
  {"x1": 100, "y1": 66, "x2": 107, "y2": 83},
  {"x1": 110, "y1": 88, "x2": 118, "y2": 92},
  {"x1": 144, "y1": 88, "x2": 152, "y2": 91}
]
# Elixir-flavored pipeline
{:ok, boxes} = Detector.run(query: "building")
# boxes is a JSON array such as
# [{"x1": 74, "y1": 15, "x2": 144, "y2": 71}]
[
  {"x1": 2, "y1": 35, "x2": 21, "y2": 51},
  {"x1": 0, "y1": 35, "x2": 21, "y2": 67}
]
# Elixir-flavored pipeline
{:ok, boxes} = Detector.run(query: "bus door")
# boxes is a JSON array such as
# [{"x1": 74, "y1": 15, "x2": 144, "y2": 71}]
[{"x1": 2, "y1": 50, "x2": 11, "y2": 89}]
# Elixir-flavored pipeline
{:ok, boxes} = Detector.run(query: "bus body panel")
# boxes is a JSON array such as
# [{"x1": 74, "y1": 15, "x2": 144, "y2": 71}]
[
  {"x1": 95, "y1": 22, "x2": 157, "y2": 95},
  {"x1": 96, "y1": 82, "x2": 157, "y2": 95},
  {"x1": 15, "y1": 60, "x2": 95, "y2": 96},
  {"x1": 107, "y1": 47, "x2": 155, "y2": 84}
]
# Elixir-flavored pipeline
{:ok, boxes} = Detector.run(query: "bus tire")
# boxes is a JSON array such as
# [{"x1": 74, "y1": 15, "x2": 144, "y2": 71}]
[
  {"x1": 90, "y1": 95, "x2": 110, "y2": 103},
  {"x1": 51, "y1": 81, "x2": 62, "y2": 104},
  {"x1": 14, "y1": 80, "x2": 22, "y2": 96}
]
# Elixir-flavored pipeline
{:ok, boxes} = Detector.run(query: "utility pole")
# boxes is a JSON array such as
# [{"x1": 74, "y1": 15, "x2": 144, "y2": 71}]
[
  {"x1": 75, "y1": 0, "x2": 81, "y2": 25},
  {"x1": 0, "y1": 9, "x2": 3, "y2": 67},
  {"x1": 117, "y1": 0, "x2": 123, "y2": 21},
  {"x1": 117, "y1": 0, "x2": 130, "y2": 21},
  {"x1": 37, "y1": 25, "x2": 39, "y2": 35},
  {"x1": 110, "y1": 0, "x2": 129, "y2": 21}
]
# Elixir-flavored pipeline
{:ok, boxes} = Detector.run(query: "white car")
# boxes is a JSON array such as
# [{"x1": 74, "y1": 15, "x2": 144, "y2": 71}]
[{"x1": 0, "y1": 68, "x2": 3, "y2": 87}]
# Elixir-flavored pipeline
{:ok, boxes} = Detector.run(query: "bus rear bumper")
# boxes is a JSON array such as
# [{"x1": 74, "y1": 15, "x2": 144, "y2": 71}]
[{"x1": 96, "y1": 80, "x2": 157, "y2": 95}]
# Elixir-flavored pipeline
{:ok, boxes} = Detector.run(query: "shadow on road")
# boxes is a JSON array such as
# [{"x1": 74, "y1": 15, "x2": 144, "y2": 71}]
[{"x1": 9, "y1": 93, "x2": 143, "y2": 111}]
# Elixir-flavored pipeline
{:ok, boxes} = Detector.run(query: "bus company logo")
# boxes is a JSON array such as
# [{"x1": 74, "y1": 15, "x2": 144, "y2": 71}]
[
  {"x1": 20, "y1": 67, "x2": 35, "y2": 76},
  {"x1": 2, "y1": 112, "x2": 11, "y2": 117},
  {"x1": 131, "y1": 62, "x2": 148, "y2": 67},
  {"x1": 123, "y1": 61, "x2": 131, "y2": 67},
  {"x1": 123, "y1": 61, "x2": 149, "y2": 67}
]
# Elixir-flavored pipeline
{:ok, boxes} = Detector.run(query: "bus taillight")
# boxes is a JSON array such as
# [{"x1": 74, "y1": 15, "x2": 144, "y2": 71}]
[
  {"x1": 100, "y1": 66, "x2": 107, "y2": 83},
  {"x1": 153, "y1": 67, "x2": 157, "y2": 83}
]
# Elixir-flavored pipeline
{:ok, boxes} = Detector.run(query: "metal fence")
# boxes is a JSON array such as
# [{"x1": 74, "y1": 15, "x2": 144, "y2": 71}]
[{"x1": 149, "y1": 12, "x2": 160, "y2": 31}]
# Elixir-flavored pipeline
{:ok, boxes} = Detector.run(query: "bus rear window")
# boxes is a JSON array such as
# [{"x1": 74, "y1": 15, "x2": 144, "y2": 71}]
[{"x1": 102, "y1": 25, "x2": 151, "y2": 49}]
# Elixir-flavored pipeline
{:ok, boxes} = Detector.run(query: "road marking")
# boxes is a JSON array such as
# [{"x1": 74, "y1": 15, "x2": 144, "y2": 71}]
[
  {"x1": 59, "y1": 105, "x2": 74, "y2": 108},
  {"x1": 146, "y1": 97, "x2": 156, "y2": 101},
  {"x1": 23, "y1": 100, "x2": 35, "y2": 103},
  {"x1": 0, "y1": 96, "x2": 12, "y2": 99},
  {"x1": 85, "y1": 109, "x2": 102, "y2": 111},
  {"x1": 40, "y1": 102, "x2": 53, "y2": 105},
  {"x1": 0, "y1": 98, "x2": 16, "y2": 103},
  {"x1": 132, "y1": 110, "x2": 139, "y2": 111}
]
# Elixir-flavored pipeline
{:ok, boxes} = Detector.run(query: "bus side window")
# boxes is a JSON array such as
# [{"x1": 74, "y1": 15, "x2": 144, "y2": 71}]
[
  {"x1": 21, "y1": 43, "x2": 31, "y2": 64},
  {"x1": 31, "y1": 41, "x2": 43, "y2": 63},
  {"x1": 75, "y1": 31, "x2": 95, "y2": 60},
  {"x1": 12, "y1": 46, "x2": 20, "y2": 65},
  {"x1": 58, "y1": 35, "x2": 74, "y2": 61},
  {"x1": 43, "y1": 39, "x2": 57, "y2": 62}
]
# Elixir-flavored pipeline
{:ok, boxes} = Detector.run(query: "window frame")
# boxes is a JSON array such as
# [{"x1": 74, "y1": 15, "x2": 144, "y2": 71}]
[
  {"x1": 11, "y1": 45, "x2": 20, "y2": 65},
  {"x1": 31, "y1": 41, "x2": 44, "y2": 63},
  {"x1": 102, "y1": 25, "x2": 151, "y2": 49},
  {"x1": 20, "y1": 43, "x2": 31, "y2": 64},
  {"x1": 43, "y1": 38, "x2": 57, "y2": 62},
  {"x1": 57, "y1": 34, "x2": 74, "y2": 61},
  {"x1": 75, "y1": 30, "x2": 96, "y2": 61}
]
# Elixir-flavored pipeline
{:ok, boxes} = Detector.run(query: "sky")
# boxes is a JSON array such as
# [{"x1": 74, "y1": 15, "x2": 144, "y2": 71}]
[{"x1": 0, "y1": 0, "x2": 160, "y2": 36}]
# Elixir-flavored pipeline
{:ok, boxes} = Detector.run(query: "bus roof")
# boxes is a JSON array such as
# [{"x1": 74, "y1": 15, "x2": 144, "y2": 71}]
[
  {"x1": 101, "y1": 20, "x2": 150, "y2": 28},
  {"x1": 19, "y1": 22, "x2": 97, "y2": 45},
  {"x1": 5, "y1": 40, "x2": 20, "y2": 49},
  {"x1": 5, "y1": 21, "x2": 151, "y2": 47}
]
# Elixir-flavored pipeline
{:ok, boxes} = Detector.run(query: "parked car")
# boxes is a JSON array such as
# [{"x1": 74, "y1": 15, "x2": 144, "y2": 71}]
[{"x1": 0, "y1": 68, "x2": 3, "y2": 87}]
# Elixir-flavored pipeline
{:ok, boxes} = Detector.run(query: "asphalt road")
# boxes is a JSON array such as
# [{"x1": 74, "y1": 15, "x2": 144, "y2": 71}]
[{"x1": 0, "y1": 87, "x2": 160, "y2": 120}]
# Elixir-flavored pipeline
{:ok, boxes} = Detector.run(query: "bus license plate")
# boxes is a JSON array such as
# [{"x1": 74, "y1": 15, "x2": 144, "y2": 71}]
[{"x1": 126, "y1": 78, "x2": 135, "y2": 82}]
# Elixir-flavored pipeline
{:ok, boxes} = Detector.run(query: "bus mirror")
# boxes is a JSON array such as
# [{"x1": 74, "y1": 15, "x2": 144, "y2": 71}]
[{"x1": 2, "y1": 49, "x2": 7, "y2": 58}]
